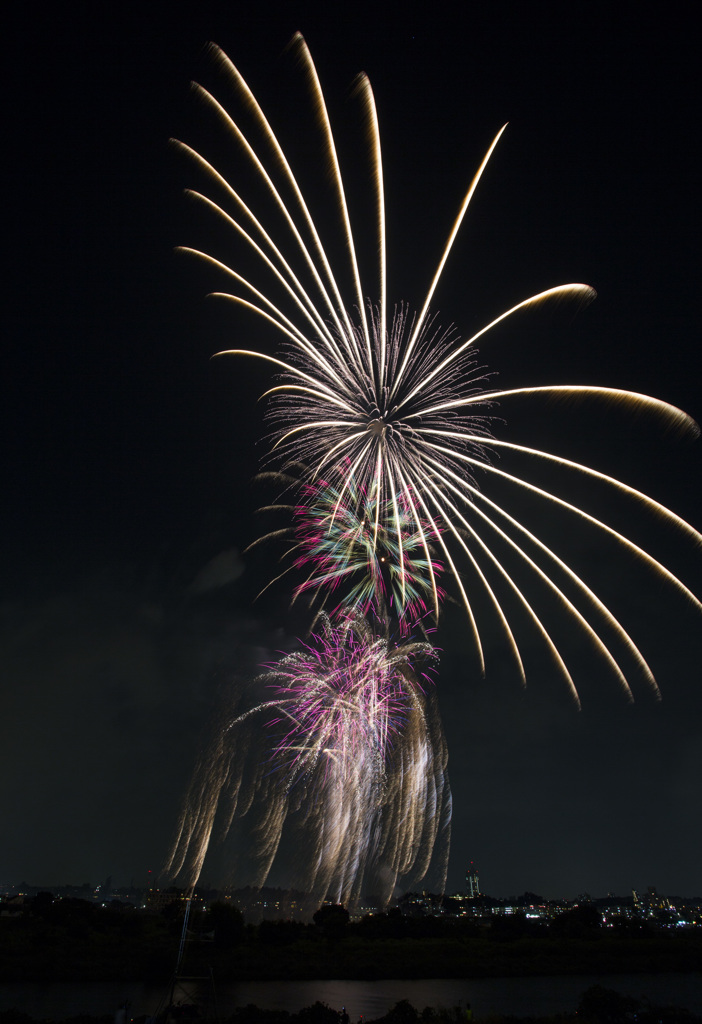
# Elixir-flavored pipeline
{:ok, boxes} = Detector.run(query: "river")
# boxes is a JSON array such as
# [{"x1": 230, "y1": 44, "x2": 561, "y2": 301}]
[{"x1": 1, "y1": 974, "x2": 701, "y2": 1019}]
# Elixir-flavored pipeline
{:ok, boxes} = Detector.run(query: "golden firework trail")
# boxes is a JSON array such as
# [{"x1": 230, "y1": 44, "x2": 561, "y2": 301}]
[
  {"x1": 164, "y1": 614, "x2": 450, "y2": 907},
  {"x1": 175, "y1": 37, "x2": 701, "y2": 700}
]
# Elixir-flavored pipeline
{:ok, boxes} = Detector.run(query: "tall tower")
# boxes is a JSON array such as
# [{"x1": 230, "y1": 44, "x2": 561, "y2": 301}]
[{"x1": 466, "y1": 861, "x2": 480, "y2": 898}]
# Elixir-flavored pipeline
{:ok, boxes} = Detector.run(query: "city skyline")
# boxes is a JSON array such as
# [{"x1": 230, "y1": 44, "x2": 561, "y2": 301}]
[{"x1": 4, "y1": 873, "x2": 702, "y2": 907}]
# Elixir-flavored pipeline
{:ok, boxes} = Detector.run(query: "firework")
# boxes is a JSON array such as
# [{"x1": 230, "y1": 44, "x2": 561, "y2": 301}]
[
  {"x1": 176, "y1": 35, "x2": 701, "y2": 703},
  {"x1": 250, "y1": 464, "x2": 445, "y2": 630},
  {"x1": 167, "y1": 37, "x2": 701, "y2": 907},
  {"x1": 164, "y1": 613, "x2": 450, "y2": 908}
]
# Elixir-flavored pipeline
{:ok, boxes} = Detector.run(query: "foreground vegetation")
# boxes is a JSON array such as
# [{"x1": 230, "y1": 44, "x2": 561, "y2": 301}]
[
  {"x1": 1, "y1": 988, "x2": 701, "y2": 1024},
  {"x1": 1, "y1": 897, "x2": 701, "y2": 983}
]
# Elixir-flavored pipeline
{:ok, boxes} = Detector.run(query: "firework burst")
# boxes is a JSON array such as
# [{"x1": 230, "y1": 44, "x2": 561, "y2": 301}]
[
  {"x1": 251, "y1": 464, "x2": 445, "y2": 630},
  {"x1": 262, "y1": 612, "x2": 435, "y2": 775},
  {"x1": 166, "y1": 35, "x2": 701, "y2": 906},
  {"x1": 176, "y1": 35, "x2": 701, "y2": 703},
  {"x1": 164, "y1": 613, "x2": 450, "y2": 907}
]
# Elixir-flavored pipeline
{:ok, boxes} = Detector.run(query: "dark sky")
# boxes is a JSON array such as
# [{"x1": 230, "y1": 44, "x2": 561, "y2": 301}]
[{"x1": 2, "y1": 0, "x2": 701, "y2": 900}]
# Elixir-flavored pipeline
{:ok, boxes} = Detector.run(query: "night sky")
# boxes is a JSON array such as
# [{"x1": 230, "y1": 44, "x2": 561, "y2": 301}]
[{"x1": 3, "y1": 1, "x2": 701, "y2": 901}]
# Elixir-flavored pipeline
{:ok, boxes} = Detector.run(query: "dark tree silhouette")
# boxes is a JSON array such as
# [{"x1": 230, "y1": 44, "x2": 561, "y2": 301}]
[{"x1": 313, "y1": 904, "x2": 350, "y2": 943}]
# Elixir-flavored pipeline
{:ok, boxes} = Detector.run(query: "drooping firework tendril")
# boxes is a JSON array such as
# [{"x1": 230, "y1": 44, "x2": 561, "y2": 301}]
[{"x1": 163, "y1": 614, "x2": 450, "y2": 907}]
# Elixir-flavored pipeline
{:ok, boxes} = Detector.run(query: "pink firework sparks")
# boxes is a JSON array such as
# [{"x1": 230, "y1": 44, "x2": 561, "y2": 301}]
[{"x1": 262, "y1": 612, "x2": 437, "y2": 784}]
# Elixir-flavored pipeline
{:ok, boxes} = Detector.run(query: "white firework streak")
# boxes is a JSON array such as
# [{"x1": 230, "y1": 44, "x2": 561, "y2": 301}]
[
  {"x1": 163, "y1": 614, "x2": 450, "y2": 908},
  {"x1": 175, "y1": 36, "x2": 701, "y2": 700}
]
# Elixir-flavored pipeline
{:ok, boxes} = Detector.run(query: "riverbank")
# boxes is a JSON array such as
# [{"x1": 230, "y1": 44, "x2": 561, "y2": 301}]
[
  {"x1": 2, "y1": 915, "x2": 701, "y2": 983},
  {"x1": 211, "y1": 932, "x2": 702, "y2": 981}
]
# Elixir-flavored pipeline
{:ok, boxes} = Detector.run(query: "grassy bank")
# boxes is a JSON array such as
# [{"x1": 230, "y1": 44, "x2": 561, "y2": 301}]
[{"x1": 2, "y1": 906, "x2": 701, "y2": 983}]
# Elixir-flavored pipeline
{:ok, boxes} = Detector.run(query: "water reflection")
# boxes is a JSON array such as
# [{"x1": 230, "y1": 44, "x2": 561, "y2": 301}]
[{"x1": 1, "y1": 974, "x2": 701, "y2": 1019}]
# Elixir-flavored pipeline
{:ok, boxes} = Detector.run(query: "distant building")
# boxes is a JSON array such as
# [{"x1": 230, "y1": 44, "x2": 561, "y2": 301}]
[
  {"x1": 145, "y1": 888, "x2": 189, "y2": 914},
  {"x1": 466, "y1": 862, "x2": 480, "y2": 898},
  {"x1": 0, "y1": 895, "x2": 25, "y2": 917},
  {"x1": 632, "y1": 885, "x2": 672, "y2": 917}
]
